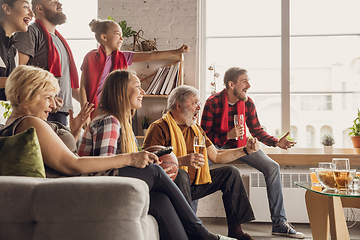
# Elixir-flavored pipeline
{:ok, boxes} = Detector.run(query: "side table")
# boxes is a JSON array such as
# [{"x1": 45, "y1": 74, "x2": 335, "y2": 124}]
[{"x1": 295, "y1": 182, "x2": 360, "y2": 240}]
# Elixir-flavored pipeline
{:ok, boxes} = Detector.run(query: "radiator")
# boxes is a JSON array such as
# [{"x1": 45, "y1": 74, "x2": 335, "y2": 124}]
[{"x1": 249, "y1": 172, "x2": 310, "y2": 223}]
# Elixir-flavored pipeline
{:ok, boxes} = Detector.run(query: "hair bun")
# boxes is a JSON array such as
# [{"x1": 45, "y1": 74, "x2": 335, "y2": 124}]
[{"x1": 89, "y1": 19, "x2": 100, "y2": 32}]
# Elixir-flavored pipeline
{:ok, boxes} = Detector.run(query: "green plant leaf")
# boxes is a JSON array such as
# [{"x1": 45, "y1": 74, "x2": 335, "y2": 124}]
[
  {"x1": 349, "y1": 109, "x2": 360, "y2": 136},
  {"x1": 142, "y1": 115, "x2": 150, "y2": 129},
  {"x1": 107, "y1": 17, "x2": 137, "y2": 39},
  {"x1": 0, "y1": 101, "x2": 12, "y2": 119},
  {"x1": 107, "y1": 16, "x2": 115, "y2": 22},
  {"x1": 320, "y1": 134, "x2": 335, "y2": 146}
]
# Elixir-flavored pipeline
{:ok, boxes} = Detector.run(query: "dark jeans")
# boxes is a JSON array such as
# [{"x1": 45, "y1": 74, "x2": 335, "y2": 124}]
[
  {"x1": 116, "y1": 164, "x2": 210, "y2": 240},
  {"x1": 220, "y1": 146, "x2": 287, "y2": 225},
  {"x1": 149, "y1": 192, "x2": 188, "y2": 240},
  {"x1": 174, "y1": 166, "x2": 255, "y2": 228},
  {"x1": 48, "y1": 111, "x2": 68, "y2": 126}
]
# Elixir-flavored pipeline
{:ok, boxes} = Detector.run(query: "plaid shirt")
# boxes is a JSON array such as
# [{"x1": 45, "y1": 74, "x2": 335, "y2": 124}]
[
  {"x1": 78, "y1": 114, "x2": 121, "y2": 156},
  {"x1": 201, "y1": 89, "x2": 278, "y2": 148}
]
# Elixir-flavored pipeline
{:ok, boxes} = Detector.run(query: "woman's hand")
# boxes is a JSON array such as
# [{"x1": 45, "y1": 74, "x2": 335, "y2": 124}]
[
  {"x1": 69, "y1": 102, "x2": 94, "y2": 141},
  {"x1": 128, "y1": 151, "x2": 161, "y2": 168}
]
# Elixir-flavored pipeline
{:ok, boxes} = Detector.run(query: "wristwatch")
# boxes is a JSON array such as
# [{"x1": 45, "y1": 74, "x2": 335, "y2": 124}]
[{"x1": 243, "y1": 146, "x2": 250, "y2": 155}]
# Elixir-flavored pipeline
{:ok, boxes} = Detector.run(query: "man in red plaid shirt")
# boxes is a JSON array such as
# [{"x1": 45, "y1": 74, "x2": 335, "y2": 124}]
[{"x1": 201, "y1": 67, "x2": 305, "y2": 239}]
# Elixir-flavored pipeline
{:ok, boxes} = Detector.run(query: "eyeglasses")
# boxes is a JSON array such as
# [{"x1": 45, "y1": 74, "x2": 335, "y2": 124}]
[{"x1": 187, "y1": 101, "x2": 202, "y2": 108}]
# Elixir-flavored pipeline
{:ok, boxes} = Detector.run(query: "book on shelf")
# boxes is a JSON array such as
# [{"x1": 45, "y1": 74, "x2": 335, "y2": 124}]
[
  {"x1": 151, "y1": 67, "x2": 170, "y2": 95},
  {"x1": 145, "y1": 67, "x2": 164, "y2": 94},
  {"x1": 159, "y1": 64, "x2": 176, "y2": 95},
  {"x1": 145, "y1": 61, "x2": 180, "y2": 95},
  {"x1": 164, "y1": 62, "x2": 180, "y2": 95}
]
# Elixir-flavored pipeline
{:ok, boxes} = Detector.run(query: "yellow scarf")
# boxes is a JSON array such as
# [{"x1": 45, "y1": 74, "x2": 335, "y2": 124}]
[{"x1": 162, "y1": 112, "x2": 212, "y2": 185}]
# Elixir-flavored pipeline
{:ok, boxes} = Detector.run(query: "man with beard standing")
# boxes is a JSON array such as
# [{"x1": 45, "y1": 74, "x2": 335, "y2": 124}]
[
  {"x1": 143, "y1": 85, "x2": 260, "y2": 240},
  {"x1": 14, "y1": 0, "x2": 79, "y2": 125},
  {"x1": 201, "y1": 67, "x2": 305, "y2": 239}
]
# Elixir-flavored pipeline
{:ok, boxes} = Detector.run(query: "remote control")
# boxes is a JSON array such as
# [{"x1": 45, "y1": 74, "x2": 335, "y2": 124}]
[{"x1": 153, "y1": 146, "x2": 173, "y2": 157}]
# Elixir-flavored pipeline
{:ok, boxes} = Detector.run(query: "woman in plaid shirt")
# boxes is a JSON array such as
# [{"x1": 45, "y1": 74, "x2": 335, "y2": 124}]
[{"x1": 77, "y1": 69, "x2": 235, "y2": 240}]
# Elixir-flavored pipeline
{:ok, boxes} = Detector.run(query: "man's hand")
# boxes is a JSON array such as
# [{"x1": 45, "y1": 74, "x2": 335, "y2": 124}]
[
  {"x1": 177, "y1": 44, "x2": 190, "y2": 53},
  {"x1": 245, "y1": 137, "x2": 259, "y2": 154},
  {"x1": 276, "y1": 132, "x2": 296, "y2": 150},
  {"x1": 178, "y1": 153, "x2": 205, "y2": 169},
  {"x1": 50, "y1": 96, "x2": 63, "y2": 113},
  {"x1": 227, "y1": 125, "x2": 244, "y2": 140},
  {"x1": 129, "y1": 151, "x2": 161, "y2": 168}
]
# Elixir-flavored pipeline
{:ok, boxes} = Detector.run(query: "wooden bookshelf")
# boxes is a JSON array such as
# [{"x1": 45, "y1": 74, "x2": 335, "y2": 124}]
[{"x1": 130, "y1": 53, "x2": 184, "y2": 138}]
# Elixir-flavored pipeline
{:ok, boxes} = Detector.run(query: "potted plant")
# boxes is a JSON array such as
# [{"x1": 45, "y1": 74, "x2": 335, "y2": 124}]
[
  {"x1": 107, "y1": 17, "x2": 137, "y2": 39},
  {"x1": 349, "y1": 109, "x2": 360, "y2": 154},
  {"x1": 0, "y1": 101, "x2": 11, "y2": 119},
  {"x1": 107, "y1": 17, "x2": 137, "y2": 50},
  {"x1": 142, "y1": 115, "x2": 150, "y2": 136},
  {"x1": 320, "y1": 134, "x2": 335, "y2": 154}
]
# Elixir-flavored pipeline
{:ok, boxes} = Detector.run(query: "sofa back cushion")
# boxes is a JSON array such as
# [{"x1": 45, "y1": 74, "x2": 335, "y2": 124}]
[
  {"x1": 0, "y1": 127, "x2": 46, "y2": 178},
  {"x1": 0, "y1": 176, "x2": 159, "y2": 240}
]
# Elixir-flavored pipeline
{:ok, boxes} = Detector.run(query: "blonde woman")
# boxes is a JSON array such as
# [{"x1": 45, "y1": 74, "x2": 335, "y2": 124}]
[{"x1": 2, "y1": 65, "x2": 234, "y2": 240}]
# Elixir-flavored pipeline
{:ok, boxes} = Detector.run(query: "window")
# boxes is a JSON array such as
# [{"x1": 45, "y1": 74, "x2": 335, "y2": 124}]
[
  {"x1": 301, "y1": 95, "x2": 332, "y2": 111},
  {"x1": 320, "y1": 126, "x2": 333, "y2": 138},
  {"x1": 290, "y1": 125, "x2": 297, "y2": 142},
  {"x1": 202, "y1": 0, "x2": 360, "y2": 148},
  {"x1": 57, "y1": 0, "x2": 98, "y2": 77},
  {"x1": 56, "y1": 0, "x2": 98, "y2": 113},
  {"x1": 306, "y1": 126, "x2": 315, "y2": 148}
]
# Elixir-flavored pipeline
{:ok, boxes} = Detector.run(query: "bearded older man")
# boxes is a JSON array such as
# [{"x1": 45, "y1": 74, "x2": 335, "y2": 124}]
[
  {"x1": 143, "y1": 85, "x2": 259, "y2": 240},
  {"x1": 14, "y1": 0, "x2": 79, "y2": 126}
]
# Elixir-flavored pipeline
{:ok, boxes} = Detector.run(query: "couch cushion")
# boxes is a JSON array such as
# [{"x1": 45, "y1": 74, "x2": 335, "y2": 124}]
[
  {"x1": 0, "y1": 127, "x2": 46, "y2": 178},
  {"x1": 32, "y1": 176, "x2": 157, "y2": 240},
  {"x1": 0, "y1": 176, "x2": 159, "y2": 240}
]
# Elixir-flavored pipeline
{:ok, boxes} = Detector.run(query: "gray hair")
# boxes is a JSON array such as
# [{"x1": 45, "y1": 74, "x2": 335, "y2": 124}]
[{"x1": 167, "y1": 85, "x2": 199, "y2": 112}]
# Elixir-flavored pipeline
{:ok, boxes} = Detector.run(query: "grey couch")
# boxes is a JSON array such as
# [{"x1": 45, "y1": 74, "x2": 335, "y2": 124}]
[{"x1": 0, "y1": 176, "x2": 159, "y2": 240}]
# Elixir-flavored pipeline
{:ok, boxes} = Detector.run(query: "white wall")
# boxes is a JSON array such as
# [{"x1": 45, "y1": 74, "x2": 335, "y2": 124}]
[{"x1": 98, "y1": 0, "x2": 198, "y2": 87}]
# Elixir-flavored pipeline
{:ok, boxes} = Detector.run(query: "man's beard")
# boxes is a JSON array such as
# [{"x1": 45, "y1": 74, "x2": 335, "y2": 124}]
[
  {"x1": 234, "y1": 88, "x2": 248, "y2": 102},
  {"x1": 44, "y1": 7, "x2": 67, "y2": 26},
  {"x1": 181, "y1": 106, "x2": 198, "y2": 126}
]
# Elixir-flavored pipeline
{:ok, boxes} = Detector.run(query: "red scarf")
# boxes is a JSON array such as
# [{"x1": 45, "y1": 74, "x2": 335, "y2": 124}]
[
  {"x1": 220, "y1": 89, "x2": 247, "y2": 148},
  {"x1": 81, "y1": 45, "x2": 128, "y2": 111},
  {"x1": 35, "y1": 19, "x2": 79, "y2": 89}
]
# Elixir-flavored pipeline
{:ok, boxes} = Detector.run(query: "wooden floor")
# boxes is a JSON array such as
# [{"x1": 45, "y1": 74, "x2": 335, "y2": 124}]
[{"x1": 201, "y1": 218, "x2": 360, "y2": 239}]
